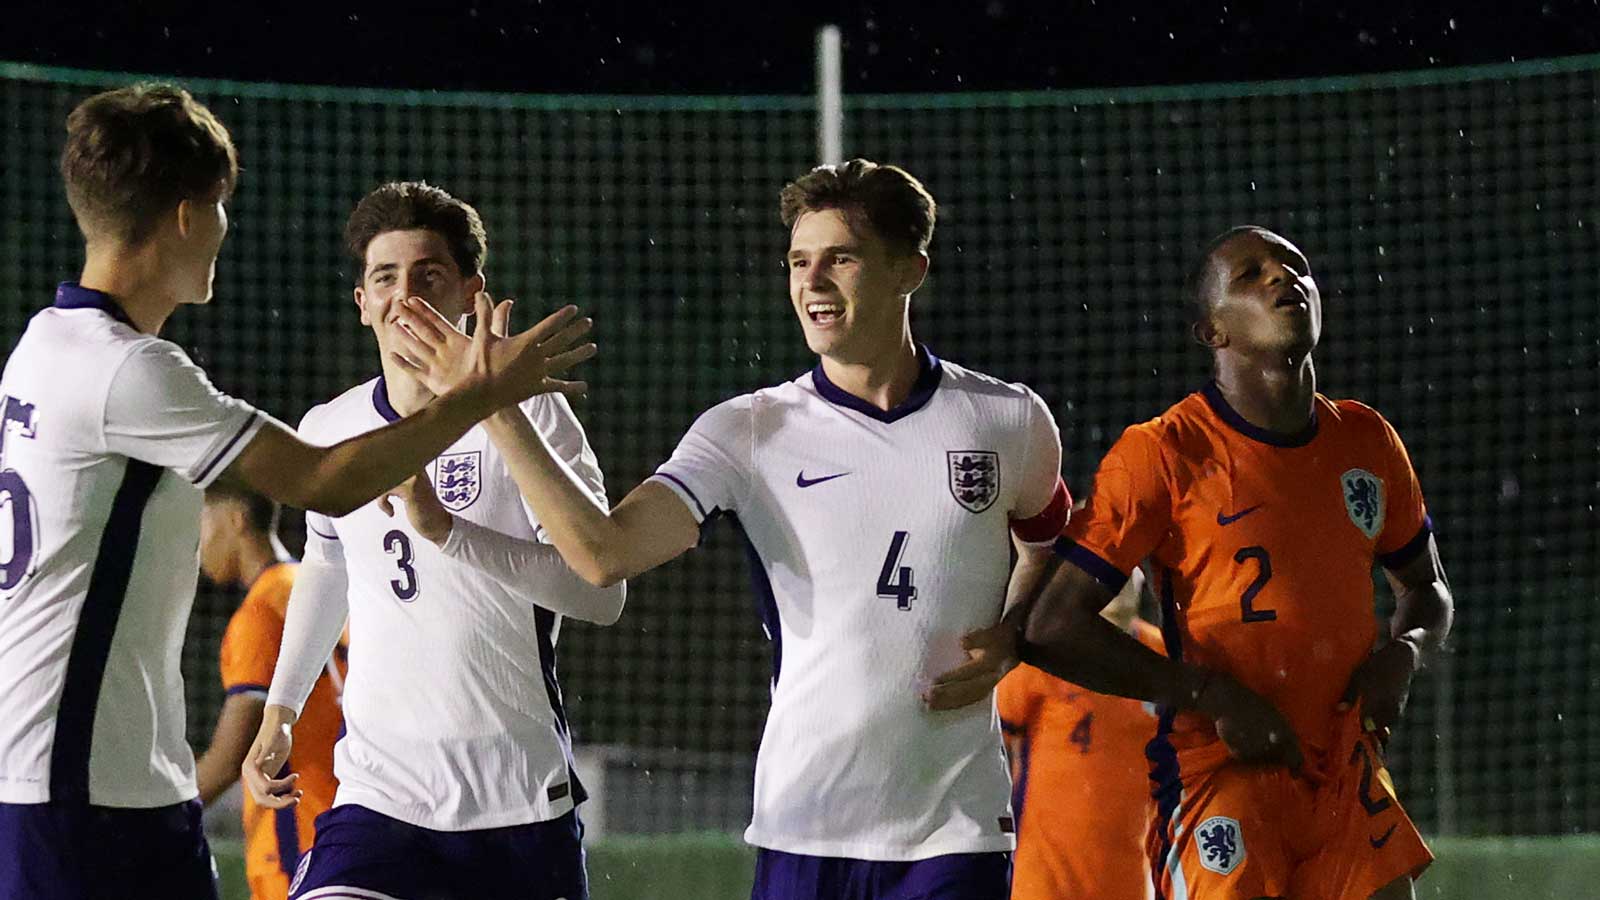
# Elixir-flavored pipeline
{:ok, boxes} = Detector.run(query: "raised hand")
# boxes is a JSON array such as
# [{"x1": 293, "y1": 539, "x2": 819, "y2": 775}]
[
  {"x1": 379, "y1": 470, "x2": 453, "y2": 547},
  {"x1": 923, "y1": 620, "x2": 1021, "y2": 711},
  {"x1": 1194, "y1": 671, "x2": 1304, "y2": 769},
  {"x1": 389, "y1": 292, "x2": 596, "y2": 413},
  {"x1": 240, "y1": 706, "x2": 301, "y2": 809}
]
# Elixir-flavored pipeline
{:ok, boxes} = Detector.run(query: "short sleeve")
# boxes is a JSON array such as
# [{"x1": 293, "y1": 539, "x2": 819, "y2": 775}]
[
  {"x1": 1374, "y1": 414, "x2": 1432, "y2": 569},
  {"x1": 649, "y1": 395, "x2": 753, "y2": 524},
  {"x1": 1009, "y1": 388, "x2": 1070, "y2": 545},
  {"x1": 523, "y1": 395, "x2": 611, "y2": 539},
  {"x1": 103, "y1": 340, "x2": 266, "y2": 487},
  {"x1": 1058, "y1": 424, "x2": 1174, "y2": 593},
  {"x1": 219, "y1": 596, "x2": 284, "y2": 698}
]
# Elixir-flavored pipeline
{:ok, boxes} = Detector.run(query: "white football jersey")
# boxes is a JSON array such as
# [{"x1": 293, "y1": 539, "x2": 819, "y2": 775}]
[
  {"x1": 0, "y1": 284, "x2": 265, "y2": 808},
  {"x1": 650, "y1": 348, "x2": 1067, "y2": 861},
  {"x1": 299, "y1": 376, "x2": 607, "y2": 830}
]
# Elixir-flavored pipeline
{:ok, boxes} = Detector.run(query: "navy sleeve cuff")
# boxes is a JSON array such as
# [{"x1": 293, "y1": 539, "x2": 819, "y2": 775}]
[
  {"x1": 1379, "y1": 515, "x2": 1434, "y2": 569},
  {"x1": 1053, "y1": 537, "x2": 1130, "y2": 594}
]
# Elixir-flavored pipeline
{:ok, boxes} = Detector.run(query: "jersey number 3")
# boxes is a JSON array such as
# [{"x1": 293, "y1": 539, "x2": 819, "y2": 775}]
[
  {"x1": 876, "y1": 531, "x2": 917, "y2": 610},
  {"x1": 384, "y1": 530, "x2": 419, "y2": 602},
  {"x1": 0, "y1": 396, "x2": 39, "y2": 594}
]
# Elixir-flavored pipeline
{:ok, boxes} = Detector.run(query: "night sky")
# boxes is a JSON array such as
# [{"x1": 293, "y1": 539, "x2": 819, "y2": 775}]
[{"x1": 2, "y1": 0, "x2": 1598, "y2": 93}]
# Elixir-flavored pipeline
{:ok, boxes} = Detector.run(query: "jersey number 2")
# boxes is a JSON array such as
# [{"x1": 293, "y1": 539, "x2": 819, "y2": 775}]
[
  {"x1": 1234, "y1": 546, "x2": 1276, "y2": 622},
  {"x1": 384, "y1": 530, "x2": 419, "y2": 602},
  {"x1": 876, "y1": 531, "x2": 917, "y2": 610}
]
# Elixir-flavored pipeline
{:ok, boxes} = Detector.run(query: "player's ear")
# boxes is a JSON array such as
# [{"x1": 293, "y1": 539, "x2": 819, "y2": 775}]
[
  {"x1": 1193, "y1": 316, "x2": 1226, "y2": 350},
  {"x1": 898, "y1": 251, "x2": 930, "y2": 295},
  {"x1": 353, "y1": 287, "x2": 374, "y2": 327},
  {"x1": 466, "y1": 271, "x2": 486, "y2": 296},
  {"x1": 173, "y1": 198, "x2": 194, "y2": 240}
]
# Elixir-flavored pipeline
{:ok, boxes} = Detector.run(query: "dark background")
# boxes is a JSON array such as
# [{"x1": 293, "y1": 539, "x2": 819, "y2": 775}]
[{"x1": 2, "y1": 0, "x2": 1598, "y2": 94}]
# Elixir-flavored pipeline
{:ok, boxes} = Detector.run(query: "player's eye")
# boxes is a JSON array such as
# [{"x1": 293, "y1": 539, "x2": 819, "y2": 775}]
[
  {"x1": 832, "y1": 254, "x2": 853, "y2": 266},
  {"x1": 1236, "y1": 263, "x2": 1260, "y2": 282},
  {"x1": 788, "y1": 258, "x2": 807, "y2": 269}
]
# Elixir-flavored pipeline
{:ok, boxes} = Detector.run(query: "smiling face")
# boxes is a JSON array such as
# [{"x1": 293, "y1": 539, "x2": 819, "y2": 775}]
[
  {"x1": 353, "y1": 228, "x2": 483, "y2": 363},
  {"x1": 786, "y1": 207, "x2": 925, "y2": 363},
  {"x1": 1197, "y1": 228, "x2": 1323, "y2": 360}
]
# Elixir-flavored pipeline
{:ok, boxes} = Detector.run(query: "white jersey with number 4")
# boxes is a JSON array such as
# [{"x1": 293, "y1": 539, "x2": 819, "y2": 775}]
[
  {"x1": 297, "y1": 376, "x2": 608, "y2": 831},
  {"x1": 650, "y1": 347, "x2": 1069, "y2": 861},
  {"x1": 0, "y1": 284, "x2": 266, "y2": 808}
]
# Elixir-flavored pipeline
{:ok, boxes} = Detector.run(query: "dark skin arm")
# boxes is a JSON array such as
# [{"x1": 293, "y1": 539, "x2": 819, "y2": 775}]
[
  {"x1": 1339, "y1": 535, "x2": 1454, "y2": 734},
  {"x1": 1021, "y1": 559, "x2": 1304, "y2": 768},
  {"x1": 195, "y1": 693, "x2": 266, "y2": 805}
]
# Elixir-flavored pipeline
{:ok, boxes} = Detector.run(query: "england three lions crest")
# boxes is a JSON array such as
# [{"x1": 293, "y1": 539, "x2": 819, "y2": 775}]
[
  {"x1": 434, "y1": 451, "x2": 483, "y2": 511},
  {"x1": 1341, "y1": 468, "x2": 1385, "y2": 539},
  {"x1": 947, "y1": 450, "x2": 1000, "y2": 514}
]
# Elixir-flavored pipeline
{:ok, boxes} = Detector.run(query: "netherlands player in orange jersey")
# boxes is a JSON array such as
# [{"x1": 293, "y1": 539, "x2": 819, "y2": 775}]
[
  {"x1": 1017, "y1": 226, "x2": 1454, "y2": 900},
  {"x1": 998, "y1": 567, "x2": 1162, "y2": 900},
  {"x1": 194, "y1": 485, "x2": 346, "y2": 900}
]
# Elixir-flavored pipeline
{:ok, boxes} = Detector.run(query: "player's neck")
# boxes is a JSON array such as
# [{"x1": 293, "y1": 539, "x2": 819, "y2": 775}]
[
  {"x1": 377, "y1": 359, "x2": 436, "y2": 417},
  {"x1": 236, "y1": 537, "x2": 279, "y2": 590},
  {"x1": 818, "y1": 334, "x2": 920, "y2": 412},
  {"x1": 1213, "y1": 353, "x2": 1317, "y2": 435},
  {"x1": 77, "y1": 246, "x2": 179, "y2": 334}
]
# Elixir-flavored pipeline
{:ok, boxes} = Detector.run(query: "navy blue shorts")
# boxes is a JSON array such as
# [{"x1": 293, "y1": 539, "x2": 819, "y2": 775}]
[
  {"x1": 289, "y1": 804, "x2": 587, "y2": 900},
  {"x1": 750, "y1": 848, "x2": 1011, "y2": 900},
  {"x1": 0, "y1": 798, "x2": 218, "y2": 900}
]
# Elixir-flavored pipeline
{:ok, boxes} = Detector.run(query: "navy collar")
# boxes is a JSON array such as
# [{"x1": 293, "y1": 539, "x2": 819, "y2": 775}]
[
  {"x1": 1201, "y1": 381, "x2": 1319, "y2": 448},
  {"x1": 371, "y1": 376, "x2": 402, "y2": 423},
  {"x1": 811, "y1": 345, "x2": 943, "y2": 424},
  {"x1": 54, "y1": 282, "x2": 136, "y2": 328}
]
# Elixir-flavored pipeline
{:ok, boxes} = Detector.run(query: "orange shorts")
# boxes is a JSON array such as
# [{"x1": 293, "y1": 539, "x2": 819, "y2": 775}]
[{"x1": 1147, "y1": 712, "x2": 1431, "y2": 900}]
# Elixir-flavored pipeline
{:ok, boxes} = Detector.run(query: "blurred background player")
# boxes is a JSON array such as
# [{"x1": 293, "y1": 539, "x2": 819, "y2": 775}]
[
  {"x1": 998, "y1": 566, "x2": 1161, "y2": 900},
  {"x1": 240, "y1": 182, "x2": 624, "y2": 900},
  {"x1": 0, "y1": 84, "x2": 593, "y2": 900},
  {"x1": 391, "y1": 159, "x2": 1072, "y2": 900},
  {"x1": 1021, "y1": 226, "x2": 1454, "y2": 900},
  {"x1": 194, "y1": 484, "x2": 346, "y2": 900}
]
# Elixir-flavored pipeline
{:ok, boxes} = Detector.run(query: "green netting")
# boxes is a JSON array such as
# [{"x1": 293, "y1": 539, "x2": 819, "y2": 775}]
[{"x1": 2, "y1": 57, "x2": 1595, "y2": 838}]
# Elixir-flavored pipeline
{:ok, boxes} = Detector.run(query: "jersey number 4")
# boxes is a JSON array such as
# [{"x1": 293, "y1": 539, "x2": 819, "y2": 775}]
[
  {"x1": 876, "y1": 530, "x2": 917, "y2": 610},
  {"x1": 0, "y1": 396, "x2": 39, "y2": 594}
]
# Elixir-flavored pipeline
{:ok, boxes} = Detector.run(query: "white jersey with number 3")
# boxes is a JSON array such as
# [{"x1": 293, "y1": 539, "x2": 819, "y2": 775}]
[
  {"x1": 650, "y1": 348, "x2": 1068, "y2": 861},
  {"x1": 297, "y1": 376, "x2": 608, "y2": 830},
  {"x1": 0, "y1": 285, "x2": 265, "y2": 808}
]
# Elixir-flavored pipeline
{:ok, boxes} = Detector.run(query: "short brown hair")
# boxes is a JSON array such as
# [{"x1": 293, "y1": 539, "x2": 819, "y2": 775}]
[
  {"x1": 779, "y1": 159, "x2": 937, "y2": 255},
  {"x1": 60, "y1": 83, "x2": 238, "y2": 246},
  {"x1": 344, "y1": 181, "x2": 487, "y2": 284},
  {"x1": 203, "y1": 483, "x2": 278, "y2": 536}
]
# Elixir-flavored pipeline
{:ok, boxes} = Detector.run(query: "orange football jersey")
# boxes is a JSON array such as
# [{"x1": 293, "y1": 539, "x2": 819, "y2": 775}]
[
  {"x1": 999, "y1": 619, "x2": 1164, "y2": 900},
  {"x1": 218, "y1": 563, "x2": 347, "y2": 900},
  {"x1": 1059, "y1": 383, "x2": 1431, "y2": 774}
]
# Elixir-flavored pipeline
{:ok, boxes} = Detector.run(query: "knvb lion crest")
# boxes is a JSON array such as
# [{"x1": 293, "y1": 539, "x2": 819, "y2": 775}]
[
  {"x1": 434, "y1": 451, "x2": 483, "y2": 511},
  {"x1": 1341, "y1": 468, "x2": 1385, "y2": 539},
  {"x1": 947, "y1": 450, "x2": 1000, "y2": 514},
  {"x1": 1197, "y1": 815, "x2": 1245, "y2": 875}
]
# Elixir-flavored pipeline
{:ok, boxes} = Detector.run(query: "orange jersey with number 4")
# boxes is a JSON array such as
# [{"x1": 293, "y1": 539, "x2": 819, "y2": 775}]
[
  {"x1": 1059, "y1": 383, "x2": 1432, "y2": 773},
  {"x1": 218, "y1": 563, "x2": 347, "y2": 900},
  {"x1": 999, "y1": 619, "x2": 1164, "y2": 900}
]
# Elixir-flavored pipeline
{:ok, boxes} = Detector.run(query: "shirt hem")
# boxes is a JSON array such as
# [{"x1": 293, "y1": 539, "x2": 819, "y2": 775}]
[
  {"x1": 333, "y1": 788, "x2": 577, "y2": 832},
  {"x1": 743, "y1": 827, "x2": 1015, "y2": 862}
]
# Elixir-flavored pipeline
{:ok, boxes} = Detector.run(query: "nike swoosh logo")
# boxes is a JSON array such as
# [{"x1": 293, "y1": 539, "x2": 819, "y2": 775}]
[
  {"x1": 1369, "y1": 824, "x2": 1398, "y2": 849},
  {"x1": 796, "y1": 471, "x2": 850, "y2": 488},
  {"x1": 1216, "y1": 504, "x2": 1263, "y2": 526}
]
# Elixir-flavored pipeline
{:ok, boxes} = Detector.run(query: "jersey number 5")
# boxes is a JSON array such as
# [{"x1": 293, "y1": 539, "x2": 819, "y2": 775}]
[
  {"x1": 384, "y1": 530, "x2": 419, "y2": 602},
  {"x1": 876, "y1": 531, "x2": 917, "y2": 610},
  {"x1": 0, "y1": 396, "x2": 39, "y2": 594}
]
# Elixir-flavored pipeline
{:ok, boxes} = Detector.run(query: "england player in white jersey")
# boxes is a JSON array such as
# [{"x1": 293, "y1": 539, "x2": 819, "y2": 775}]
[
  {"x1": 391, "y1": 159, "x2": 1071, "y2": 900},
  {"x1": 239, "y1": 182, "x2": 623, "y2": 900},
  {"x1": 0, "y1": 88, "x2": 594, "y2": 900}
]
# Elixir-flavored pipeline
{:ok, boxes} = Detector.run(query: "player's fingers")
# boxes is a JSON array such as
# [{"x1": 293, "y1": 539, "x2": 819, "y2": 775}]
[
  {"x1": 928, "y1": 656, "x2": 994, "y2": 686},
  {"x1": 545, "y1": 379, "x2": 590, "y2": 399},
  {"x1": 379, "y1": 493, "x2": 396, "y2": 517},
  {"x1": 923, "y1": 680, "x2": 991, "y2": 711},
  {"x1": 518, "y1": 304, "x2": 581, "y2": 344},
  {"x1": 394, "y1": 300, "x2": 454, "y2": 346},
  {"x1": 541, "y1": 343, "x2": 599, "y2": 378},
  {"x1": 537, "y1": 318, "x2": 595, "y2": 359},
  {"x1": 391, "y1": 320, "x2": 443, "y2": 362},
  {"x1": 472, "y1": 292, "x2": 495, "y2": 334},
  {"x1": 492, "y1": 299, "x2": 514, "y2": 337}
]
